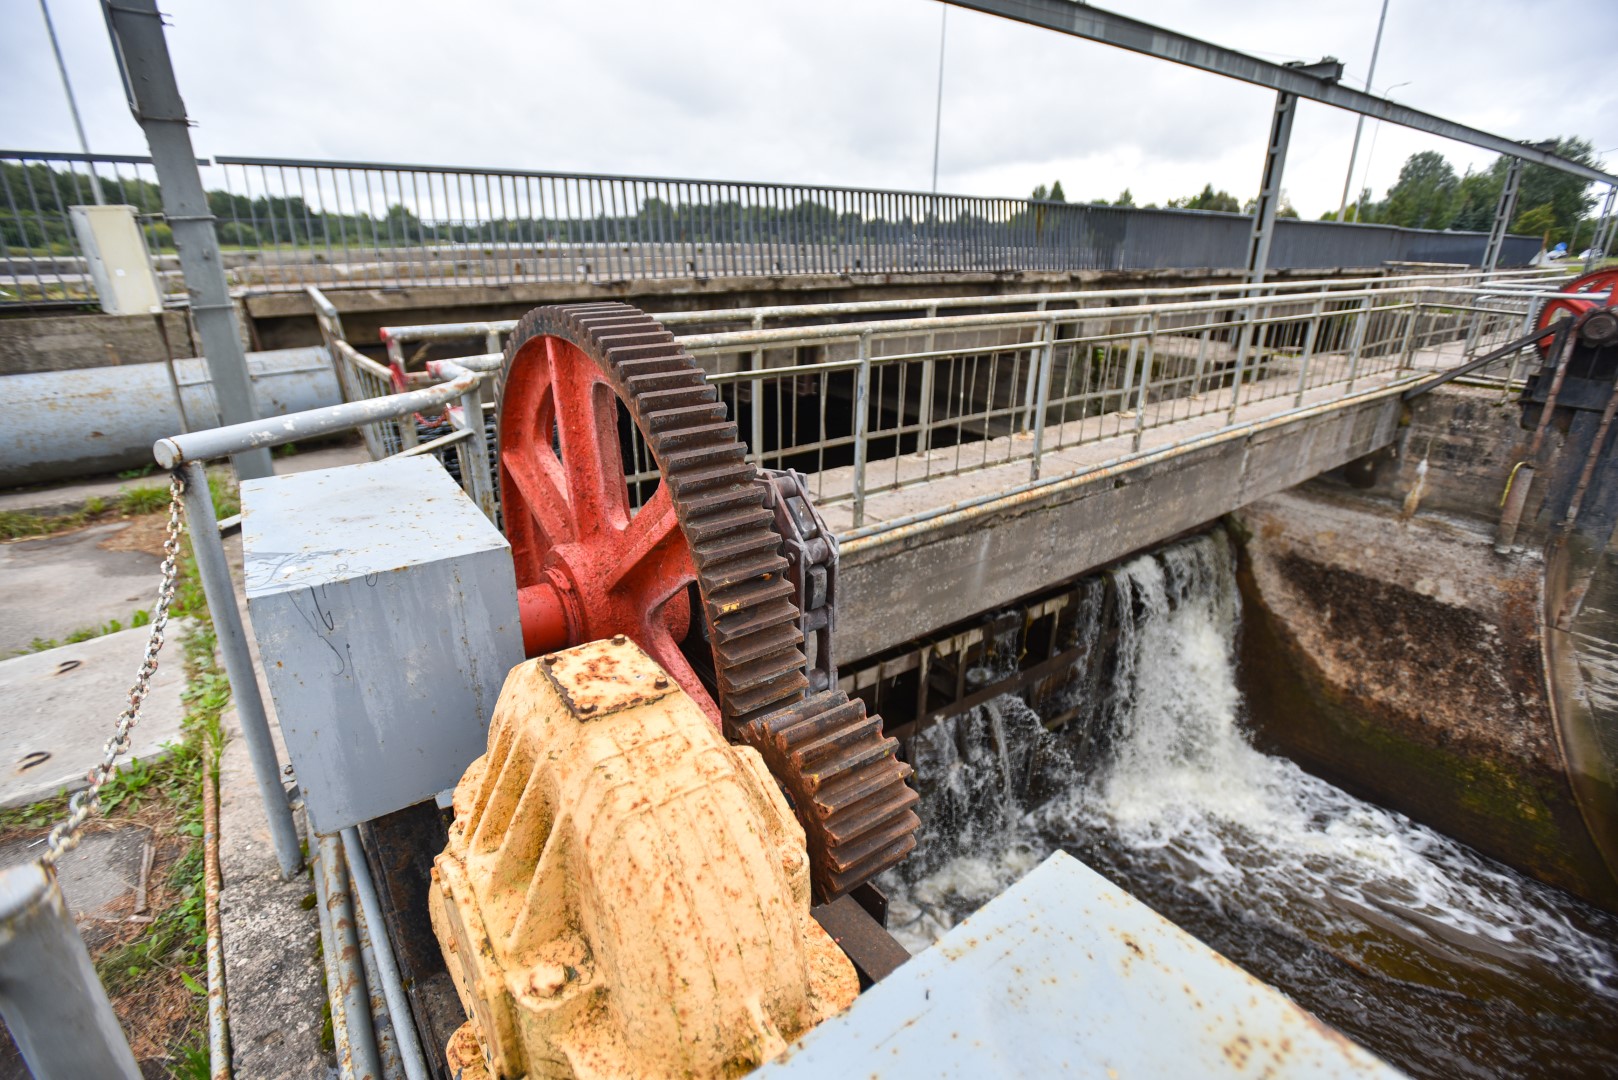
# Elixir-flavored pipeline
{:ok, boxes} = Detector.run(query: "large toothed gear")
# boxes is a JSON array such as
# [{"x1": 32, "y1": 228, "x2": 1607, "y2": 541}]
[
  {"x1": 430, "y1": 639, "x2": 859, "y2": 1079},
  {"x1": 495, "y1": 302, "x2": 918, "y2": 900}
]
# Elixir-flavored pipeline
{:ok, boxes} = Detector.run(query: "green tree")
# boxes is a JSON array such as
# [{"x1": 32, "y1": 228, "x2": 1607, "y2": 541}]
[
  {"x1": 1049, "y1": 180, "x2": 1066, "y2": 203},
  {"x1": 1383, "y1": 151, "x2": 1459, "y2": 229},
  {"x1": 1168, "y1": 184, "x2": 1240, "y2": 213},
  {"x1": 1030, "y1": 183, "x2": 1048, "y2": 201},
  {"x1": 1512, "y1": 202, "x2": 1556, "y2": 243}
]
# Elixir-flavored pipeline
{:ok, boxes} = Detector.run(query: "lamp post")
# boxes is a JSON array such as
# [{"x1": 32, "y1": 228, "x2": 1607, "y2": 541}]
[{"x1": 1355, "y1": 80, "x2": 1412, "y2": 223}]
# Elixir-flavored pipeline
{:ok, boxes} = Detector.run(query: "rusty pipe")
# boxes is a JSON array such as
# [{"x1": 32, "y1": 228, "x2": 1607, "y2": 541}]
[
  {"x1": 1495, "y1": 321, "x2": 1578, "y2": 551},
  {"x1": 314, "y1": 834, "x2": 382, "y2": 1080},
  {"x1": 204, "y1": 756, "x2": 230, "y2": 1080},
  {"x1": 1561, "y1": 363, "x2": 1618, "y2": 530}
]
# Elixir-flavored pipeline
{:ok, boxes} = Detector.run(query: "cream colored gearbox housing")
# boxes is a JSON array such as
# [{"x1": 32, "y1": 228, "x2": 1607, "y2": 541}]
[{"x1": 430, "y1": 638, "x2": 858, "y2": 1079}]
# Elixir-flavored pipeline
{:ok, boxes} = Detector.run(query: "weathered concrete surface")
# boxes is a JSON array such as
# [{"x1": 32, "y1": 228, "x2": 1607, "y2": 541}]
[
  {"x1": 0, "y1": 622, "x2": 191, "y2": 808},
  {"x1": 1235, "y1": 487, "x2": 1618, "y2": 909},
  {"x1": 0, "y1": 522, "x2": 166, "y2": 655},
  {"x1": 0, "y1": 309, "x2": 197, "y2": 374},
  {"x1": 835, "y1": 388, "x2": 1403, "y2": 666}
]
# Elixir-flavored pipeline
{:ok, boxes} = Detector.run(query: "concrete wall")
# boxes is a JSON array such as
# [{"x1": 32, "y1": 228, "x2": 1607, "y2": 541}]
[
  {"x1": 1233, "y1": 385, "x2": 1618, "y2": 910},
  {"x1": 0, "y1": 309, "x2": 198, "y2": 373},
  {"x1": 835, "y1": 388, "x2": 1405, "y2": 666}
]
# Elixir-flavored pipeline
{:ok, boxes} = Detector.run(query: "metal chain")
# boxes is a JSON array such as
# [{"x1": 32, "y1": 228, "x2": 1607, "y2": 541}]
[{"x1": 42, "y1": 470, "x2": 186, "y2": 868}]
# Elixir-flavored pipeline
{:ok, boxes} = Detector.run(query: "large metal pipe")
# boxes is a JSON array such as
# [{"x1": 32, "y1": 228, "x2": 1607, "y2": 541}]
[{"x1": 0, "y1": 347, "x2": 340, "y2": 485}]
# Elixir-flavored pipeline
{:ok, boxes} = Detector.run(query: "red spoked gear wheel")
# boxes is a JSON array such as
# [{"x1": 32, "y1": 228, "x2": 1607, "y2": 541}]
[
  {"x1": 494, "y1": 303, "x2": 919, "y2": 898},
  {"x1": 1536, "y1": 268, "x2": 1618, "y2": 355}
]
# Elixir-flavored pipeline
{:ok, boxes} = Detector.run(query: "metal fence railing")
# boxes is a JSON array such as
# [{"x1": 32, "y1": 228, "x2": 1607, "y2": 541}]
[
  {"x1": 329, "y1": 273, "x2": 1561, "y2": 530},
  {"x1": 4, "y1": 150, "x2": 1544, "y2": 306}
]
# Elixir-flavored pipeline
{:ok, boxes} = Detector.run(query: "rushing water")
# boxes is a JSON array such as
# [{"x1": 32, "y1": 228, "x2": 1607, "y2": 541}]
[{"x1": 879, "y1": 532, "x2": 1618, "y2": 1080}]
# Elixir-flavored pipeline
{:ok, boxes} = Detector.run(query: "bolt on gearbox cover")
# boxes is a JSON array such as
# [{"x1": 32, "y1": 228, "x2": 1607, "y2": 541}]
[{"x1": 430, "y1": 637, "x2": 858, "y2": 1079}]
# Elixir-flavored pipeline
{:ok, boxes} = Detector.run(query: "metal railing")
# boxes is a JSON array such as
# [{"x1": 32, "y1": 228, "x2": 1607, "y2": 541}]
[
  {"x1": 358, "y1": 272, "x2": 1557, "y2": 527},
  {"x1": 4, "y1": 150, "x2": 1543, "y2": 305}
]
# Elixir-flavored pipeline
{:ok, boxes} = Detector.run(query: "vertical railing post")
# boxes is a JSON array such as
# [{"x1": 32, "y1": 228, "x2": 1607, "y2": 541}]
[
  {"x1": 1029, "y1": 317, "x2": 1056, "y2": 481},
  {"x1": 1226, "y1": 313, "x2": 1251, "y2": 424},
  {"x1": 851, "y1": 331, "x2": 872, "y2": 528},
  {"x1": 750, "y1": 313, "x2": 766, "y2": 466},
  {"x1": 916, "y1": 304, "x2": 938, "y2": 457},
  {"x1": 1293, "y1": 298, "x2": 1322, "y2": 406},
  {"x1": 0, "y1": 863, "x2": 141, "y2": 1080},
  {"x1": 457, "y1": 381, "x2": 497, "y2": 522},
  {"x1": 1344, "y1": 294, "x2": 1372, "y2": 393},
  {"x1": 1131, "y1": 313, "x2": 1155, "y2": 451},
  {"x1": 1397, "y1": 297, "x2": 1421, "y2": 371},
  {"x1": 1020, "y1": 298, "x2": 1049, "y2": 431},
  {"x1": 181, "y1": 461, "x2": 304, "y2": 878}
]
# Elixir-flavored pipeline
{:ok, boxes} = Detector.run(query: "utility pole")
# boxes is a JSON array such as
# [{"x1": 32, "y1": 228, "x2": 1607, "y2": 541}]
[
  {"x1": 1337, "y1": 0, "x2": 1390, "y2": 222},
  {"x1": 39, "y1": 0, "x2": 103, "y2": 204},
  {"x1": 931, "y1": 6, "x2": 948, "y2": 193},
  {"x1": 102, "y1": 0, "x2": 272, "y2": 480}
]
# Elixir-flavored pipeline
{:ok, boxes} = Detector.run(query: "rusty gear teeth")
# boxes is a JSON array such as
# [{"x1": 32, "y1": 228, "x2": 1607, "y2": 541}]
[
  {"x1": 497, "y1": 303, "x2": 919, "y2": 899},
  {"x1": 740, "y1": 689, "x2": 920, "y2": 900}
]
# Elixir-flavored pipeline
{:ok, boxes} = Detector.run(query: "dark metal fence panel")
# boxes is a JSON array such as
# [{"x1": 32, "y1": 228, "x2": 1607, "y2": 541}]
[{"x1": 2, "y1": 150, "x2": 1545, "y2": 305}]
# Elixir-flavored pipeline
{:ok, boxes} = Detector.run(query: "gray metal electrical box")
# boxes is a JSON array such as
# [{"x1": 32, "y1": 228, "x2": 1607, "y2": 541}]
[{"x1": 242, "y1": 456, "x2": 523, "y2": 833}]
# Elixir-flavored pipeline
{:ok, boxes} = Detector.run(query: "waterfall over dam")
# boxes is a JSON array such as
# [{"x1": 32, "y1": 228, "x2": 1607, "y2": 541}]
[{"x1": 880, "y1": 531, "x2": 1618, "y2": 1080}]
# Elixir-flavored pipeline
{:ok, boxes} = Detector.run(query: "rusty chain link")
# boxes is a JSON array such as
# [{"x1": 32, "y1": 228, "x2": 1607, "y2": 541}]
[{"x1": 42, "y1": 470, "x2": 186, "y2": 868}]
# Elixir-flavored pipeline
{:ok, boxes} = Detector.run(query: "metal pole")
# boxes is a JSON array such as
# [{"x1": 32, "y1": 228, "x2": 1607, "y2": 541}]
[
  {"x1": 342, "y1": 828, "x2": 430, "y2": 1080},
  {"x1": 851, "y1": 331, "x2": 872, "y2": 528},
  {"x1": 181, "y1": 461, "x2": 303, "y2": 877},
  {"x1": 0, "y1": 862, "x2": 140, "y2": 1079},
  {"x1": 931, "y1": 7, "x2": 947, "y2": 193},
  {"x1": 103, "y1": 0, "x2": 273, "y2": 480},
  {"x1": 1247, "y1": 87, "x2": 1299, "y2": 286},
  {"x1": 1029, "y1": 318, "x2": 1055, "y2": 480},
  {"x1": 39, "y1": 0, "x2": 103, "y2": 204},
  {"x1": 1586, "y1": 184, "x2": 1616, "y2": 272},
  {"x1": 1483, "y1": 158, "x2": 1524, "y2": 274},
  {"x1": 316, "y1": 835, "x2": 383, "y2": 1080},
  {"x1": 1336, "y1": 0, "x2": 1389, "y2": 222}
]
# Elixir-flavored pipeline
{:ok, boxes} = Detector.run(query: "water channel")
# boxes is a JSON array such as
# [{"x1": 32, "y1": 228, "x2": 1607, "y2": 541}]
[{"x1": 878, "y1": 532, "x2": 1618, "y2": 1079}]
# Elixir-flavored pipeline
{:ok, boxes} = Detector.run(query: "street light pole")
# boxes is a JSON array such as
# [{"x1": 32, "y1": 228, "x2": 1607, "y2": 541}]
[
  {"x1": 39, "y1": 0, "x2": 103, "y2": 204},
  {"x1": 1355, "y1": 80, "x2": 1411, "y2": 225},
  {"x1": 931, "y1": 6, "x2": 948, "y2": 193},
  {"x1": 1337, "y1": 0, "x2": 1390, "y2": 221}
]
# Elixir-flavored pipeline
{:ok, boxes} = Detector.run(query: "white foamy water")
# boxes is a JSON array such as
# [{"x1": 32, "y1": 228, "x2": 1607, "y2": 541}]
[{"x1": 882, "y1": 533, "x2": 1618, "y2": 1005}]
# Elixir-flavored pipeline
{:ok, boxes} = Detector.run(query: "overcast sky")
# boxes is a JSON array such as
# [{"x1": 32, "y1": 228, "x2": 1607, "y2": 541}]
[{"x1": 5, "y1": 0, "x2": 1617, "y2": 218}]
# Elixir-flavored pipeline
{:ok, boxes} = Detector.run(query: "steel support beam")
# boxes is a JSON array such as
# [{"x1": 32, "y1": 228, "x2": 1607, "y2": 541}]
[
  {"x1": 1587, "y1": 185, "x2": 1617, "y2": 272},
  {"x1": 944, "y1": 0, "x2": 1618, "y2": 186},
  {"x1": 102, "y1": 0, "x2": 272, "y2": 480},
  {"x1": 1247, "y1": 89, "x2": 1299, "y2": 284},
  {"x1": 1483, "y1": 158, "x2": 1524, "y2": 274}
]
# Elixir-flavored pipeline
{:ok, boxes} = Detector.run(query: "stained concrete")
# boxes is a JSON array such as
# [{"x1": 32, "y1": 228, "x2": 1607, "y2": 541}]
[
  {"x1": 0, "y1": 623, "x2": 192, "y2": 808},
  {"x1": 0, "y1": 523, "x2": 165, "y2": 656}
]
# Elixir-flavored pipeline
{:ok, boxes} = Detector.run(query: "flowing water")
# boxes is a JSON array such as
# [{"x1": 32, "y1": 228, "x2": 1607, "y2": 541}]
[{"x1": 879, "y1": 532, "x2": 1618, "y2": 1080}]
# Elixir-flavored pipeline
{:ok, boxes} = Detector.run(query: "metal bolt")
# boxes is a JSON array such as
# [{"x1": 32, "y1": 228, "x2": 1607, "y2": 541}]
[
  {"x1": 653, "y1": 676, "x2": 669, "y2": 690},
  {"x1": 611, "y1": 634, "x2": 627, "y2": 646},
  {"x1": 578, "y1": 703, "x2": 597, "y2": 714},
  {"x1": 542, "y1": 654, "x2": 557, "y2": 666}
]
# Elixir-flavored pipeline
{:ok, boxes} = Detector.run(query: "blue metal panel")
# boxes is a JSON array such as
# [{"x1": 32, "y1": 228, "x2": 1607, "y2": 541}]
[
  {"x1": 761, "y1": 852, "x2": 1405, "y2": 1078},
  {"x1": 242, "y1": 456, "x2": 523, "y2": 833}
]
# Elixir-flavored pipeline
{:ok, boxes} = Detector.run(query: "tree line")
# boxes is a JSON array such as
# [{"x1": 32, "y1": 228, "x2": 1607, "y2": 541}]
[{"x1": 1028, "y1": 134, "x2": 1603, "y2": 247}]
